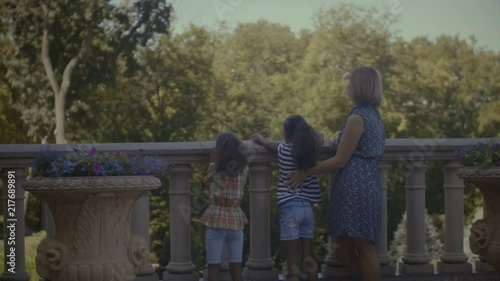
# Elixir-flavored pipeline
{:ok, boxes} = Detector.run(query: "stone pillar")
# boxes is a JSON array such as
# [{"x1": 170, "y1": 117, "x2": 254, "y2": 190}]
[
  {"x1": 321, "y1": 236, "x2": 352, "y2": 277},
  {"x1": 164, "y1": 164, "x2": 198, "y2": 281},
  {"x1": 131, "y1": 193, "x2": 159, "y2": 281},
  {"x1": 399, "y1": 161, "x2": 434, "y2": 274},
  {"x1": 321, "y1": 172, "x2": 351, "y2": 277},
  {"x1": 377, "y1": 162, "x2": 395, "y2": 276},
  {"x1": 244, "y1": 163, "x2": 279, "y2": 281},
  {"x1": 437, "y1": 161, "x2": 473, "y2": 273},
  {"x1": 0, "y1": 167, "x2": 31, "y2": 281}
]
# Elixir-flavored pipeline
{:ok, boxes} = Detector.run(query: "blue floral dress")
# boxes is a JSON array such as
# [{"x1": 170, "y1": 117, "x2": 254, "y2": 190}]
[{"x1": 328, "y1": 104, "x2": 385, "y2": 243}]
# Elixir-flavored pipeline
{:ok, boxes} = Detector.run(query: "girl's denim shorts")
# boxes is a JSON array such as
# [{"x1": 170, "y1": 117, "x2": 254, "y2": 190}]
[
  {"x1": 279, "y1": 198, "x2": 314, "y2": 240},
  {"x1": 205, "y1": 227, "x2": 244, "y2": 264}
]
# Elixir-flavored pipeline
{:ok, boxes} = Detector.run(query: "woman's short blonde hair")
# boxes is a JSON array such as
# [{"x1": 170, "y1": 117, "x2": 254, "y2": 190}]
[{"x1": 347, "y1": 66, "x2": 383, "y2": 107}]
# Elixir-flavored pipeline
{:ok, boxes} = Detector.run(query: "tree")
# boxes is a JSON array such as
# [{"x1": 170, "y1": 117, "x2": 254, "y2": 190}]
[
  {"x1": 201, "y1": 20, "x2": 302, "y2": 139},
  {"x1": 294, "y1": 3, "x2": 396, "y2": 138},
  {"x1": 385, "y1": 35, "x2": 500, "y2": 138},
  {"x1": 1, "y1": 0, "x2": 172, "y2": 143},
  {"x1": 0, "y1": 22, "x2": 29, "y2": 144}
]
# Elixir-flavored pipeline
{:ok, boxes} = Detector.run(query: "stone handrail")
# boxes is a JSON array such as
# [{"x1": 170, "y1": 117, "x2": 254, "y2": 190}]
[{"x1": 1, "y1": 138, "x2": 499, "y2": 281}]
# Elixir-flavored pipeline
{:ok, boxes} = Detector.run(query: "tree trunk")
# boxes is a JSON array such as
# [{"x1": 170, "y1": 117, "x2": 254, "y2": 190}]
[
  {"x1": 40, "y1": 1, "x2": 93, "y2": 145},
  {"x1": 54, "y1": 93, "x2": 67, "y2": 144}
]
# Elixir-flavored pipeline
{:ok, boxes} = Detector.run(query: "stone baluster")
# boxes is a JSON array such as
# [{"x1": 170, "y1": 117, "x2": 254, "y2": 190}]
[
  {"x1": 0, "y1": 167, "x2": 30, "y2": 281},
  {"x1": 244, "y1": 163, "x2": 279, "y2": 281},
  {"x1": 131, "y1": 193, "x2": 159, "y2": 280},
  {"x1": 164, "y1": 164, "x2": 198, "y2": 281},
  {"x1": 399, "y1": 161, "x2": 433, "y2": 274},
  {"x1": 437, "y1": 161, "x2": 473, "y2": 273},
  {"x1": 321, "y1": 171, "x2": 351, "y2": 277},
  {"x1": 321, "y1": 235, "x2": 352, "y2": 277},
  {"x1": 377, "y1": 162, "x2": 395, "y2": 276}
]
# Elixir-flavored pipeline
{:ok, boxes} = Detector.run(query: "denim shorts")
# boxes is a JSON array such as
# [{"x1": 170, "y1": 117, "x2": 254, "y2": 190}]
[
  {"x1": 205, "y1": 227, "x2": 244, "y2": 264},
  {"x1": 279, "y1": 198, "x2": 314, "y2": 240}
]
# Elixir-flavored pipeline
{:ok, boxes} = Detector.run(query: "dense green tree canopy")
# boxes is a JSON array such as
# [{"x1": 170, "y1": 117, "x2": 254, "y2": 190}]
[{"x1": 1, "y1": 0, "x2": 172, "y2": 143}]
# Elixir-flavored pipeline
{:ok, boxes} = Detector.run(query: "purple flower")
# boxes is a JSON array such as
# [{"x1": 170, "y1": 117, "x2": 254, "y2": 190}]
[
  {"x1": 492, "y1": 143, "x2": 499, "y2": 151},
  {"x1": 88, "y1": 147, "x2": 97, "y2": 155},
  {"x1": 33, "y1": 147, "x2": 169, "y2": 177},
  {"x1": 92, "y1": 163, "x2": 103, "y2": 175},
  {"x1": 497, "y1": 161, "x2": 500, "y2": 167}
]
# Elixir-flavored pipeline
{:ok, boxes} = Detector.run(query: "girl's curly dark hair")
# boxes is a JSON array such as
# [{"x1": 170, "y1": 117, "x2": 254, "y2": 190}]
[
  {"x1": 284, "y1": 115, "x2": 319, "y2": 170},
  {"x1": 215, "y1": 132, "x2": 248, "y2": 176}
]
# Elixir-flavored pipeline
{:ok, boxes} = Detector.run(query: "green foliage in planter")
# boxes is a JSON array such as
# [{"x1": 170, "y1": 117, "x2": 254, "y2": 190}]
[{"x1": 0, "y1": 231, "x2": 46, "y2": 280}]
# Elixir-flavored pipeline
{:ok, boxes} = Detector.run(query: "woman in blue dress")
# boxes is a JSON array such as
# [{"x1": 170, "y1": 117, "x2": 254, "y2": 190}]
[{"x1": 289, "y1": 66, "x2": 385, "y2": 281}]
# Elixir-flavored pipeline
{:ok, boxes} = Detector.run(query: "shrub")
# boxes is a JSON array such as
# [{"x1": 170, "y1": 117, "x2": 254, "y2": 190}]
[{"x1": 0, "y1": 231, "x2": 46, "y2": 280}]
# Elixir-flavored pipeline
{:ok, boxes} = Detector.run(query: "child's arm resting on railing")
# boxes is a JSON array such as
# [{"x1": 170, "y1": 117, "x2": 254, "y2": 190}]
[
  {"x1": 201, "y1": 163, "x2": 215, "y2": 188},
  {"x1": 252, "y1": 133, "x2": 279, "y2": 155}
]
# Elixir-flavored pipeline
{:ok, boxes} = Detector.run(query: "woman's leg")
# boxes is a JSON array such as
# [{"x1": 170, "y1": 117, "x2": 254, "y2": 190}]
[
  {"x1": 205, "y1": 227, "x2": 224, "y2": 281},
  {"x1": 352, "y1": 238, "x2": 381, "y2": 281},
  {"x1": 333, "y1": 236, "x2": 362, "y2": 278},
  {"x1": 226, "y1": 230, "x2": 244, "y2": 281},
  {"x1": 300, "y1": 237, "x2": 318, "y2": 281}
]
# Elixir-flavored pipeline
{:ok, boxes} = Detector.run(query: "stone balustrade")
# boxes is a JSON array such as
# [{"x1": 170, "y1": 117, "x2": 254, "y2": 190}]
[{"x1": 0, "y1": 138, "x2": 499, "y2": 281}]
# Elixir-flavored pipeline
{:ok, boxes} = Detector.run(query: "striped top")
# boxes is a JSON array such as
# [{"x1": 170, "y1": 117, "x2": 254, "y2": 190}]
[
  {"x1": 277, "y1": 143, "x2": 321, "y2": 205},
  {"x1": 200, "y1": 165, "x2": 249, "y2": 230}
]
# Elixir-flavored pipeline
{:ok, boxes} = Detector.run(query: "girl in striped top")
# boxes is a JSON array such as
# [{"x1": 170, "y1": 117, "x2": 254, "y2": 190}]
[
  {"x1": 200, "y1": 132, "x2": 249, "y2": 281},
  {"x1": 253, "y1": 115, "x2": 322, "y2": 281}
]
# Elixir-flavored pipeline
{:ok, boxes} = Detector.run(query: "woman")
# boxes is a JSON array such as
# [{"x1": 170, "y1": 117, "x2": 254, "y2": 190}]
[{"x1": 289, "y1": 66, "x2": 385, "y2": 281}]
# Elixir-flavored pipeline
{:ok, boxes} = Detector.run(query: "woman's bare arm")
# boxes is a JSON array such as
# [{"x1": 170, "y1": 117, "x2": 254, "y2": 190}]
[{"x1": 288, "y1": 114, "x2": 364, "y2": 188}]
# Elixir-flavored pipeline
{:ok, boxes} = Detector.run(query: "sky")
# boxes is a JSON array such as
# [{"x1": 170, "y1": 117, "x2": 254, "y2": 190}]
[{"x1": 169, "y1": 0, "x2": 500, "y2": 52}]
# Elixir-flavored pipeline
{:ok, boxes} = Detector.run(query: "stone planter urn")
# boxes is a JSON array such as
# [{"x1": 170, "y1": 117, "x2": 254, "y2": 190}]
[
  {"x1": 458, "y1": 168, "x2": 500, "y2": 272},
  {"x1": 24, "y1": 176, "x2": 160, "y2": 281}
]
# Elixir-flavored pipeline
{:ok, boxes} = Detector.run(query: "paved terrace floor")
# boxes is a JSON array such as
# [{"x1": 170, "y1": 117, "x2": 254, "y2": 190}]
[
  {"x1": 192, "y1": 272, "x2": 500, "y2": 281},
  {"x1": 318, "y1": 274, "x2": 500, "y2": 281}
]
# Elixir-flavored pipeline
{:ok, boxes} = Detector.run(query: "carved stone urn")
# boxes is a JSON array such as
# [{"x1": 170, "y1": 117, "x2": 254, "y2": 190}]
[
  {"x1": 458, "y1": 168, "x2": 500, "y2": 272},
  {"x1": 24, "y1": 176, "x2": 160, "y2": 281}
]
